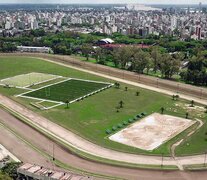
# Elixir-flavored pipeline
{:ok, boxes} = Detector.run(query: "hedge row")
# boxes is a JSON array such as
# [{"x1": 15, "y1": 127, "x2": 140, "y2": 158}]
[{"x1": 105, "y1": 112, "x2": 147, "y2": 135}]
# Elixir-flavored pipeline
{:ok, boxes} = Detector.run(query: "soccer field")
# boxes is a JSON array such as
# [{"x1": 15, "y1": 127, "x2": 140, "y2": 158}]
[
  {"x1": 0, "y1": 72, "x2": 60, "y2": 88},
  {"x1": 20, "y1": 79, "x2": 111, "y2": 103}
]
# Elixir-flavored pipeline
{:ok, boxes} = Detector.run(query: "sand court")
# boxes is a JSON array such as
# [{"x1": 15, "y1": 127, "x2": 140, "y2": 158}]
[{"x1": 109, "y1": 113, "x2": 195, "y2": 151}]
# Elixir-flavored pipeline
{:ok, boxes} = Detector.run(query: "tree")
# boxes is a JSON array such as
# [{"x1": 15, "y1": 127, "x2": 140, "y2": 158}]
[
  {"x1": 161, "y1": 107, "x2": 165, "y2": 114},
  {"x1": 1, "y1": 162, "x2": 20, "y2": 179},
  {"x1": 159, "y1": 53, "x2": 180, "y2": 79},
  {"x1": 172, "y1": 95, "x2": 175, "y2": 100},
  {"x1": 205, "y1": 106, "x2": 207, "y2": 113},
  {"x1": 81, "y1": 44, "x2": 93, "y2": 60},
  {"x1": 132, "y1": 50, "x2": 150, "y2": 73},
  {"x1": 151, "y1": 47, "x2": 161, "y2": 73},
  {"x1": 114, "y1": 82, "x2": 120, "y2": 89},
  {"x1": 186, "y1": 112, "x2": 189, "y2": 119},
  {"x1": 65, "y1": 99, "x2": 70, "y2": 108},
  {"x1": 112, "y1": 46, "x2": 133, "y2": 68},
  {"x1": 136, "y1": 91, "x2": 140, "y2": 96},
  {"x1": 175, "y1": 95, "x2": 180, "y2": 100},
  {"x1": 181, "y1": 54, "x2": 207, "y2": 85},
  {"x1": 125, "y1": 87, "x2": 128, "y2": 91},
  {"x1": 190, "y1": 100, "x2": 195, "y2": 107},
  {"x1": 94, "y1": 47, "x2": 102, "y2": 63},
  {"x1": 119, "y1": 100, "x2": 124, "y2": 108}
]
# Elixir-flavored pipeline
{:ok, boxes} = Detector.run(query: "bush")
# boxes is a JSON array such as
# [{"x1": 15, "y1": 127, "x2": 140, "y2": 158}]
[
  {"x1": 1, "y1": 162, "x2": 21, "y2": 179},
  {"x1": 141, "y1": 112, "x2": 147, "y2": 116},
  {"x1": 112, "y1": 126, "x2": 117, "y2": 131},
  {"x1": 123, "y1": 121, "x2": 128, "y2": 126},
  {"x1": 128, "y1": 119, "x2": 133, "y2": 123},
  {"x1": 106, "y1": 129, "x2": 112, "y2": 134},
  {"x1": 138, "y1": 114, "x2": 142, "y2": 118},
  {"x1": 117, "y1": 123, "x2": 123, "y2": 128}
]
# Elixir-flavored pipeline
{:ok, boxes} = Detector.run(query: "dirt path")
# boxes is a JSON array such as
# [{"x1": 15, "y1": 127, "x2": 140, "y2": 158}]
[
  {"x1": 0, "y1": 107, "x2": 195, "y2": 180},
  {"x1": 0, "y1": 123, "x2": 53, "y2": 169},
  {"x1": 170, "y1": 119, "x2": 204, "y2": 171}
]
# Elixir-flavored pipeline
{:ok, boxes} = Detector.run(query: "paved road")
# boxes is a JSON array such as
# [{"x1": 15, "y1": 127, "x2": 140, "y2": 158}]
[{"x1": 1, "y1": 108, "x2": 207, "y2": 180}]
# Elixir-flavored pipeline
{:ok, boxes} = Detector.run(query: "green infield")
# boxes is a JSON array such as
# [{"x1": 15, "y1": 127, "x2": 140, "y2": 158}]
[
  {"x1": 22, "y1": 79, "x2": 111, "y2": 103},
  {"x1": 0, "y1": 56, "x2": 207, "y2": 156}
]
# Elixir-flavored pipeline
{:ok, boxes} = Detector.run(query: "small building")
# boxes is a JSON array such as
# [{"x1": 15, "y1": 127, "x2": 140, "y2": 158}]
[
  {"x1": 17, "y1": 46, "x2": 52, "y2": 53},
  {"x1": 17, "y1": 163, "x2": 92, "y2": 180},
  {"x1": 96, "y1": 38, "x2": 114, "y2": 46},
  {"x1": 100, "y1": 43, "x2": 150, "y2": 50}
]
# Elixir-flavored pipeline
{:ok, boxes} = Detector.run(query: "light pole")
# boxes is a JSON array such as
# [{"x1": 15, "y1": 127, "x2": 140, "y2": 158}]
[
  {"x1": 204, "y1": 151, "x2": 207, "y2": 166},
  {"x1": 200, "y1": 89, "x2": 203, "y2": 99},
  {"x1": 177, "y1": 83, "x2": 180, "y2": 94},
  {"x1": 157, "y1": 78, "x2": 159, "y2": 88},
  {"x1": 161, "y1": 153, "x2": 164, "y2": 168}
]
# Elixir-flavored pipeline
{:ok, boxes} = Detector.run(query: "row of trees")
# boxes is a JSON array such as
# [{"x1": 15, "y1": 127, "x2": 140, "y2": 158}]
[
  {"x1": 92, "y1": 46, "x2": 181, "y2": 79},
  {"x1": 180, "y1": 53, "x2": 207, "y2": 85},
  {"x1": 0, "y1": 30, "x2": 206, "y2": 85}
]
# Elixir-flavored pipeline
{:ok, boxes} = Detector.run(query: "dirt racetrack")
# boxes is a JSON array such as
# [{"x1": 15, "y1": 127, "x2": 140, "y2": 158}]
[
  {"x1": 0, "y1": 53, "x2": 206, "y2": 101},
  {"x1": 1, "y1": 108, "x2": 207, "y2": 180}
]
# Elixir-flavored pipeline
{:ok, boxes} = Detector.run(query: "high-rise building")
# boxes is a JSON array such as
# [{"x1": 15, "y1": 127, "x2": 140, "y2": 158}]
[
  {"x1": 199, "y1": 2, "x2": 202, "y2": 13},
  {"x1": 196, "y1": 26, "x2": 201, "y2": 39}
]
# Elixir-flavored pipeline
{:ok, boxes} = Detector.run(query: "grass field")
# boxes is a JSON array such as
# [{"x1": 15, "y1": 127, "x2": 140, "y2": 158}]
[
  {"x1": 23, "y1": 79, "x2": 110, "y2": 103},
  {"x1": 0, "y1": 72, "x2": 60, "y2": 88},
  {"x1": 0, "y1": 56, "x2": 207, "y2": 156}
]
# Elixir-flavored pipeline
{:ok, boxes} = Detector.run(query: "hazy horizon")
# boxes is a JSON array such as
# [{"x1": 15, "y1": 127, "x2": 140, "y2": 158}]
[{"x1": 0, "y1": 0, "x2": 206, "y2": 5}]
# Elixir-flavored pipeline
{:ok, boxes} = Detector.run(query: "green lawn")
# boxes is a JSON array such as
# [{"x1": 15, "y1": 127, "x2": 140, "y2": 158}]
[
  {"x1": 24, "y1": 79, "x2": 110, "y2": 102},
  {"x1": 0, "y1": 56, "x2": 207, "y2": 156}
]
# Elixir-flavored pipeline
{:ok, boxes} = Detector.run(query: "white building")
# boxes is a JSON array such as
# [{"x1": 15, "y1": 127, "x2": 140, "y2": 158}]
[
  {"x1": 5, "y1": 21, "x2": 12, "y2": 30},
  {"x1": 17, "y1": 46, "x2": 52, "y2": 53}
]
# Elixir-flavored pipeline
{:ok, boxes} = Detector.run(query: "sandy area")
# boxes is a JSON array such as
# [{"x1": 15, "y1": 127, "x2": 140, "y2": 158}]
[{"x1": 109, "y1": 113, "x2": 195, "y2": 151}]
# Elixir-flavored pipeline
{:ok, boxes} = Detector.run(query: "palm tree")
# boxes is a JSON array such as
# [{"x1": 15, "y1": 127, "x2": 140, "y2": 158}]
[
  {"x1": 115, "y1": 82, "x2": 120, "y2": 89},
  {"x1": 172, "y1": 95, "x2": 175, "y2": 100},
  {"x1": 119, "y1": 100, "x2": 124, "y2": 108},
  {"x1": 190, "y1": 100, "x2": 194, "y2": 107},
  {"x1": 161, "y1": 107, "x2": 165, "y2": 114},
  {"x1": 65, "y1": 99, "x2": 70, "y2": 109},
  {"x1": 205, "y1": 106, "x2": 207, "y2": 113},
  {"x1": 175, "y1": 95, "x2": 179, "y2": 100},
  {"x1": 136, "y1": 91, "x2": 140, "y2": 96},
  {"x1": 186, "y1": 112, "x2": 189, "y2": 119}
]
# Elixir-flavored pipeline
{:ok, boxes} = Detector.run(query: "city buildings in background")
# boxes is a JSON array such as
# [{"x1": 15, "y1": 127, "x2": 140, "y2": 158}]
[{"x1": 0, "y1": 3, "x2": 207, "y2": 40}]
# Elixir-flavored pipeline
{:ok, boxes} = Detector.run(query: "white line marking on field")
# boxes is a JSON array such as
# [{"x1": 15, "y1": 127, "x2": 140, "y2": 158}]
[
  {"x1": 16, "y1": 78, "x2": 72, "y2": 97},
  {"x1": 15, "y1": 77, "x2": 114, "y2": 110},
  {"x1": 24, "y1": 75, "x2": 64, "y2": 88},
  {"x1": 0, "y1": 72, "x2": 62, "y2": 89}
]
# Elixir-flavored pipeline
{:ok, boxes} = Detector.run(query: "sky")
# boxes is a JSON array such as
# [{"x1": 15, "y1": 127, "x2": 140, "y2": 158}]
[{"x1": 0, "y1": 0, "x2": 206, "y2": 4}]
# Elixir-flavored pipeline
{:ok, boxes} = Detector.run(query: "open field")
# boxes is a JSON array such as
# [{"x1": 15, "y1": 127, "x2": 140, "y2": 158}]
[
  {"x1": 109, "y1": 113, "x2": 195, "y2": 151},
  {"x1": 0, "y1": 72, "x2": 60, "y2": 88},
  {"x1": 21, "y1": 79, "x2": 111, "y2": 103},
  {"x1": 0, "y1": 56, "x2": 207, "y2": 156}
]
